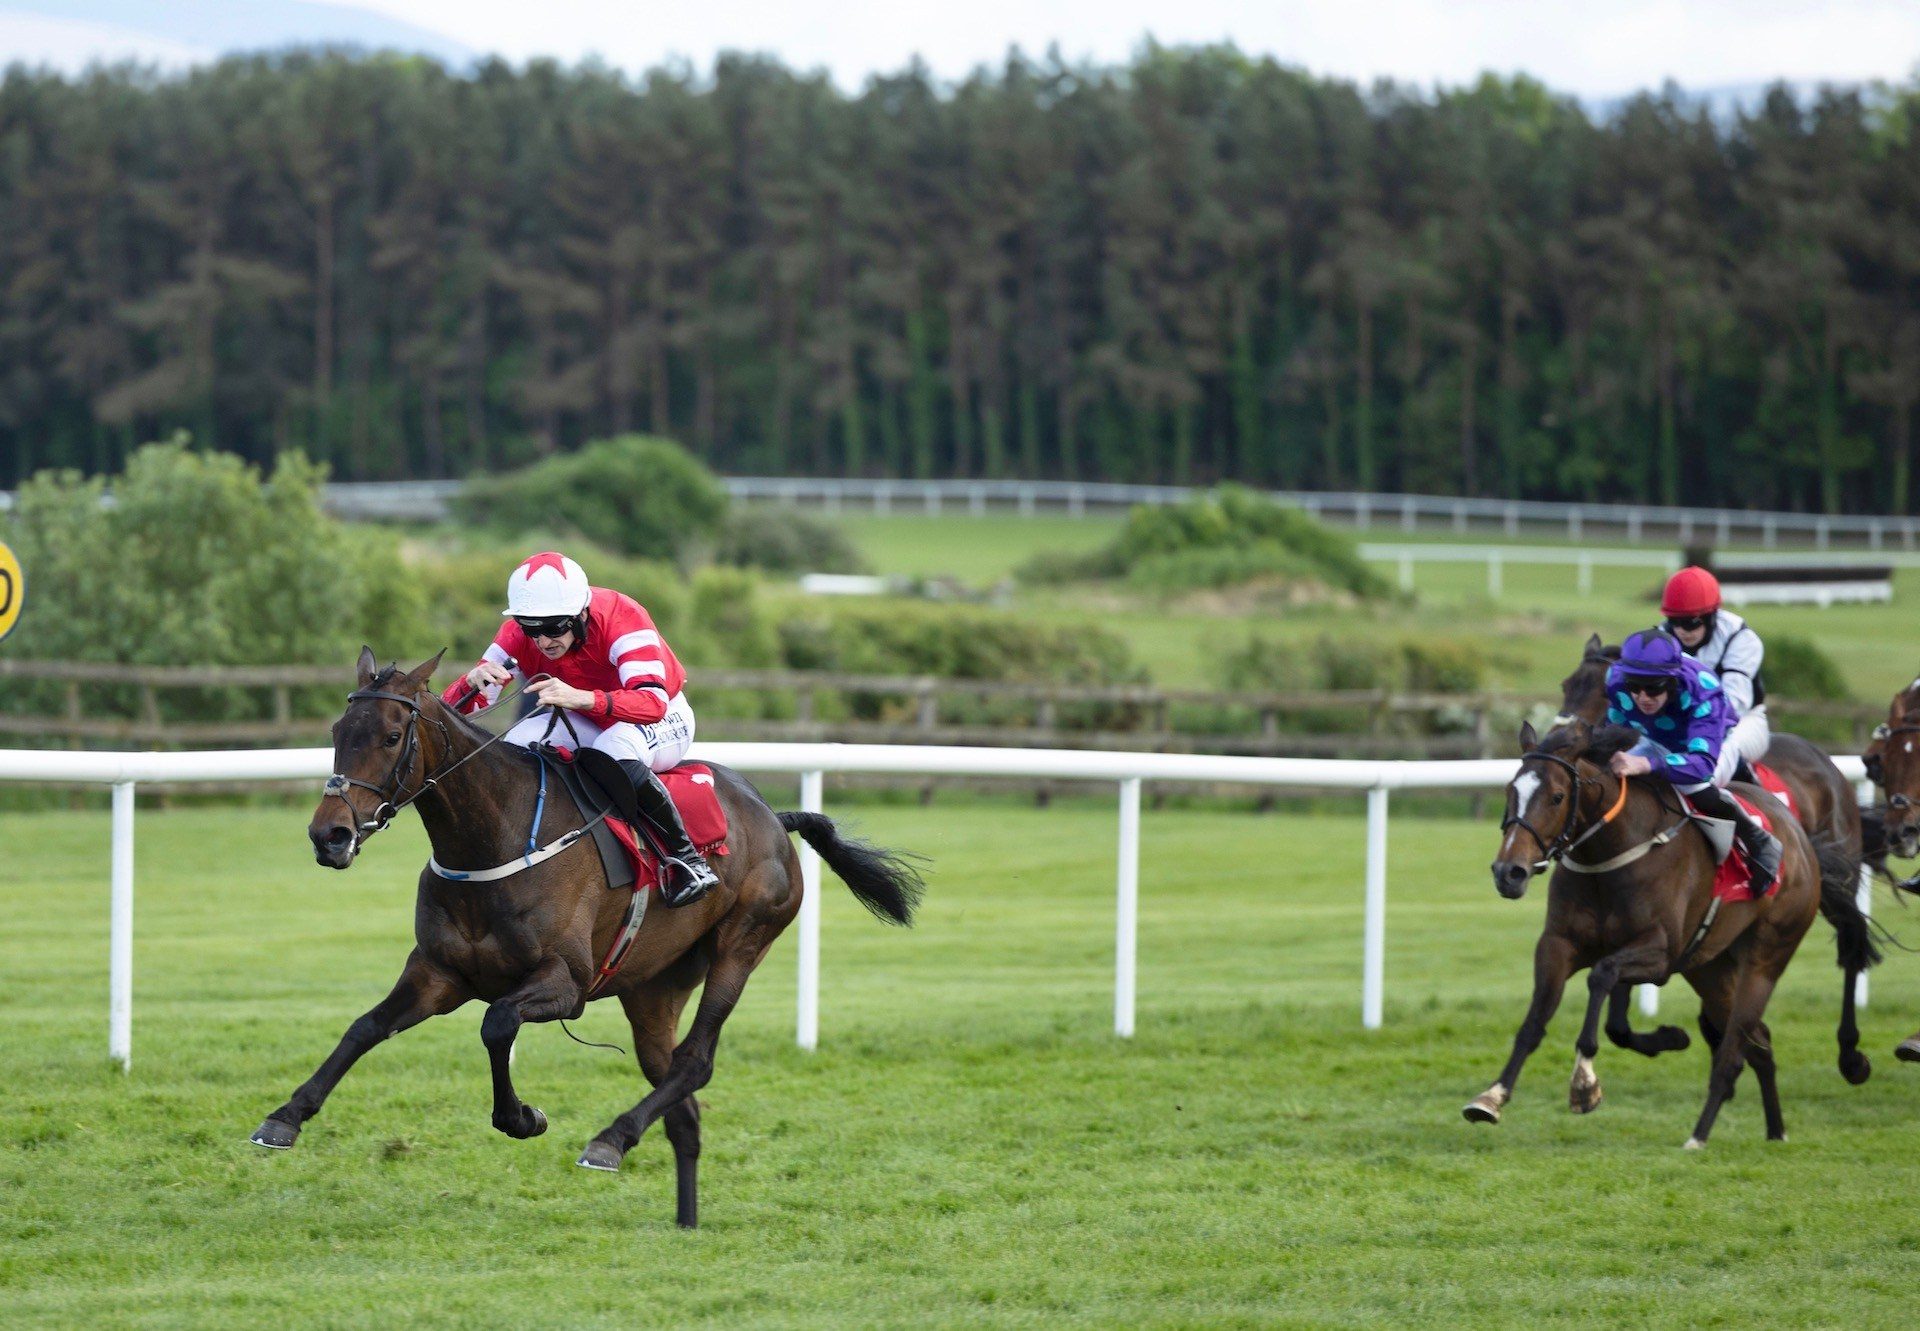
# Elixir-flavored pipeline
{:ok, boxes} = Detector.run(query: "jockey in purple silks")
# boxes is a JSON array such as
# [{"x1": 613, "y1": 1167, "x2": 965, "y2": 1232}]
[{"x1": 1604, "y1": 627, "x2": 1784, "y2": 894}]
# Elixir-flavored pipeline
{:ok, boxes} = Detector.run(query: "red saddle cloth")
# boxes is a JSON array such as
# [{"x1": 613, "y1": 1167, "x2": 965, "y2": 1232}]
[
  {"x1": 1709, "y1": 792, "x2": 1775, "y2": 904},
  {"x1": 1749, "y1": 761, "x2": 1796, "y2": 821},
  {"x1": 554, "y1": 753, "x2": 729, "y2": 893}
]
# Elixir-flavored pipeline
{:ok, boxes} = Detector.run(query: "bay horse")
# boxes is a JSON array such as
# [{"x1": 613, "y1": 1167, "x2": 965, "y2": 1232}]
[
  {"x1": 1468, "y1": 719, "x2": 1865, "y2": 1147},
  {"x1": 1556, "y1": 634, "x2": 1878, "y2": 1083},
  {"x1": 1859, "y1": 673, "x2": 1920, "y2": 1061},
  {"x1": 250, "y1": 649, "x2": 925, "y2": 1228}
]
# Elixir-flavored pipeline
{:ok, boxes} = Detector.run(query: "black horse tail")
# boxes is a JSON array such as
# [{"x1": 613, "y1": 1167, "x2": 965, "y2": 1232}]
[
  {"x1": 1813, "y1": 831, "x2": 1884, "y2": 976},
  {"x1": 779, "y1": 812, "x2": 926, "y2": 926},
  {"x1": 1858, "y1": 804, "x2": 1895, "y2": 884}
]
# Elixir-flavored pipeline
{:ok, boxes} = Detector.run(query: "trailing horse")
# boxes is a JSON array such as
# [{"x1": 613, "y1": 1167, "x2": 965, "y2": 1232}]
[
  {"x1": 1556, "y1": 634, "x2": 1879, "y2": 1083},
  {"x1": 250, "y1": 649, "x2": 925, "y2": 1228},
  {"x1": 1860, "y1": 674, "x2": 1920, "y2": 1061},
  {"x1": 1469, "y1": 720, "x2": 1865, "y2": 1147}
]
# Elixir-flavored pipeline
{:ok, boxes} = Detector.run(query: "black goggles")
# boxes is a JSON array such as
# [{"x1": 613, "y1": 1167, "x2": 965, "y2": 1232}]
[
  {"x1": 1665, "y1": 614, "x2": 1712, "y2": 633},
  {"x1": 514, "y1": 615, "x2": 575, "y2": 639},
  {"x1": 1624, "y1": 677, "x2": 1673, "y2": 699}
]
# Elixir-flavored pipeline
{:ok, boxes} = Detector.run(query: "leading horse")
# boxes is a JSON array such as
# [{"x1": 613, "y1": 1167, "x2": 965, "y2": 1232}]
[{"x1": 250, "y1": 649, "x2": 925, "y2": 1228}]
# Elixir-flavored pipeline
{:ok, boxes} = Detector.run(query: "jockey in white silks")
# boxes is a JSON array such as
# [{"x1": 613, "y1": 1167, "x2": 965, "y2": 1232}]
[
  {"x1": 1660, "y1": 564, "x2": 1768, "y2": 787},
  {"x1": 440, "y1": 551, "x2": 717, "y2": 907}
]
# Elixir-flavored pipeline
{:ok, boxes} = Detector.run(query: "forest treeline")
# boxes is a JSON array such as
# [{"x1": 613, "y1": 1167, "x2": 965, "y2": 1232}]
[{"x1": 4, "y1": 47, "x2": 1920, "y2": 512}]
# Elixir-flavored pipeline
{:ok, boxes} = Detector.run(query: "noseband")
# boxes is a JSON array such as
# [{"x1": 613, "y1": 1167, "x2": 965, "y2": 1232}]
[{"x1": 1501, "y1": 749, "x2": 1629, "y2": 872}]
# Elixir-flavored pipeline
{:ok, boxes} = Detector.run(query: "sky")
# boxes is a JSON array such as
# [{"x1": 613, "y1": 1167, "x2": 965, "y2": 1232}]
[{"x1": 2, "y1": 0, "x2": 1917, "y2": 99}]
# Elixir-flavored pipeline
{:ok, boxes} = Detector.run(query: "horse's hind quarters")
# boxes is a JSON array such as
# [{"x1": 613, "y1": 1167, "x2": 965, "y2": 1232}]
[{"x1": 1491, "y1": 860, "x2": 1533, "y2": 899}]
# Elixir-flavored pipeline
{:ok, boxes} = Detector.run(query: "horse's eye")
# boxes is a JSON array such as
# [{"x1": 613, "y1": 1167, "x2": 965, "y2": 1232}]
[
  {"x1": 1552, "y1": 793, "x2": 1565, "y2": 805},
  {"x1": 384, "y1": 731, "x2": 402, "y2": 747}
]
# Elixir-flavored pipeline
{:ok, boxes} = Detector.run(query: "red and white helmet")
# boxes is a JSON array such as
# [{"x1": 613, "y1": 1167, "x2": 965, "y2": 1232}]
[
  {"x1": 1660, "y1": 565, "x2": 1721, "y2": 617},
  {"x1": 503, "y1": 551, "x2": 591, "y2": 618}
]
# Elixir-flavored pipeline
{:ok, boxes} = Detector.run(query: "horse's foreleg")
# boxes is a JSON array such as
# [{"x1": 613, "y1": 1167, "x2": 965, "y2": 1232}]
[
  {"x1": 1570, "y1": 938, "x2": 1672, "y2": 1113},
  {"x1": 482, "y1": 955, "x2": 583, "y2": 1140},
  {"x1": 252, "y1": 950, "x2": 467, "y2": 1149},
  {"x1": 1686, "y1": 966, "x2": 1782, "y2": 1149},
  {"x1": 1603, "y1": 982, "x2": 1692, "y2": 1057},
  {"x1": 1464, "y1": 934, "x2": 1576, "y2": 1124}
]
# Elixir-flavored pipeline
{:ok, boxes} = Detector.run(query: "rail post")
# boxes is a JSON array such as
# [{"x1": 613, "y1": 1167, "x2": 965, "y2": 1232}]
[
  {"x1": 1363, "y1": 784, "x2": 1388, "y2": 1029},
  {"x1": 110, "y1": 780, "x2": 135, "y2": 1070},
  {"x1": 795, "y1": 770, "x2": 823, "y2": 1050},
  {"x1": 1115, "y1": 777, "x2": 1141, "y2": 1037}
]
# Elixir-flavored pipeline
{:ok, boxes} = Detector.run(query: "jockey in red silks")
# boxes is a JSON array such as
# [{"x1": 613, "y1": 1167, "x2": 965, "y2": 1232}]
[
  {"x1": 442, "y1": 551, "x2": 718, "y2": 907},
  {"x1": 1660, "y1": 565, "x2": 1770, "y2": 778}
]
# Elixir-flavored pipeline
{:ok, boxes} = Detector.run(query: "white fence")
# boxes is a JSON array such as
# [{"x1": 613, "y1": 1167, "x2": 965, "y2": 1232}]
[
  {"x1": 0, "y1": 743, "x2": 1874, "y2": 1069},
  {"x1": 1356, "y1": 543, "x2": 1920, "y2": 597}
]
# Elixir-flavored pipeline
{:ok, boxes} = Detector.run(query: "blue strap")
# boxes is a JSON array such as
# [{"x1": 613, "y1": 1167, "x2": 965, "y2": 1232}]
[{"x1": 528, "y1": 751, "x2": 549, "y2": 857}]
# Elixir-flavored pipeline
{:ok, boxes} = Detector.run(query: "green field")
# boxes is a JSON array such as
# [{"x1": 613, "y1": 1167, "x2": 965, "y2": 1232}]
[
  {"x1": 8, "y1": 799, "x2": 1920, "y2": 1328},
  {"x1": 821, "y1": 512, "x2": 1919, "y2": 699}
]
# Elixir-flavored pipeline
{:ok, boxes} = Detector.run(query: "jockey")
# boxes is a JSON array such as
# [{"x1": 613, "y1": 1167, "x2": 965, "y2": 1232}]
[
  {"x1": 1661, "y1": 565, "x2": 1769, "y2": 776},
  {"x1": 1605, "y1": 628, "x2": 1783, "y2": 894},
  {"x1": 442, "y1": 551, "x2": 718, "y2": 907}
]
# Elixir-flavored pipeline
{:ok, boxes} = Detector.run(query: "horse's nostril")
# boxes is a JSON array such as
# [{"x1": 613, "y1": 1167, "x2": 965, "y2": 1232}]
[{"x1": 313, "y1": 825, "x2": 353, "y2": 850}]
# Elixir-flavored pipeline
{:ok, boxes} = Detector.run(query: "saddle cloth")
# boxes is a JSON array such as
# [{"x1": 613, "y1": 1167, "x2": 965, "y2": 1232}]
[
  {"x1": 547, "y1": 747, "x2": 729, "y2": 893},
  {"x1": 1749, "y1": 762, "x2": 1797, "y2": 822},
  {"x1": 1679, "y1": 790, "x2": 1777, "y2": 903}
]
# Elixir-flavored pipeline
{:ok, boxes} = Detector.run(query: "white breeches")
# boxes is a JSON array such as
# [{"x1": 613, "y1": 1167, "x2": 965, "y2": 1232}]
[
  {"x1": 1710, "y1": 705, "x2": 1771, "y2": 786},
  {"x1": 501, "y1": 692, "x2": 696, "y2": 772}
]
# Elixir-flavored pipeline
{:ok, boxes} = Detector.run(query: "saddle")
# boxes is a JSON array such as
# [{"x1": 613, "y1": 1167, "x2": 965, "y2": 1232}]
[
  {"x1": 1678, "y1": 789, "x2": 1776, "y2": 903},
  {"x1": 539, "y1": 744, "x2": 729, "y2": 894}
]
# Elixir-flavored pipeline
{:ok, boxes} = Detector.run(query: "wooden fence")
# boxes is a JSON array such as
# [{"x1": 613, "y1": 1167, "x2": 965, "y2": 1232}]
[{"x1": 0, "y1": 659, "x2": 1885, "y2": 760}]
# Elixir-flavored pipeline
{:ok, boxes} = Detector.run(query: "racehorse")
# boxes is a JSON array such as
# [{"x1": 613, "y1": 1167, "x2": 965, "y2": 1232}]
[
  {"x1": 1556, "y1": 634, "x2": 1878, "y2": 1082},
  {"x1": 1469, "y1": 720, "x2": 1867, "y2": 1147},
  {"x1": 1860, "y1": 674, "x2": 1920, "y2": 1061},
  {"x1": 250, "y1": 649, "x2": 925, "y2": 1228}
]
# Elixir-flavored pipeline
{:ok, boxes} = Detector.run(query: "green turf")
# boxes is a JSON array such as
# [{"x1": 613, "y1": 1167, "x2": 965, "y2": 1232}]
[{"x1": 7, "y1": 799, "x2": 1920, "y2": 1328}]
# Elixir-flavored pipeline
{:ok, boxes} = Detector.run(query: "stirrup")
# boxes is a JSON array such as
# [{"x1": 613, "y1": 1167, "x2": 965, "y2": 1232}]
[{"x1": 659, "y1": 855, "x2": 718, "y2": 908}]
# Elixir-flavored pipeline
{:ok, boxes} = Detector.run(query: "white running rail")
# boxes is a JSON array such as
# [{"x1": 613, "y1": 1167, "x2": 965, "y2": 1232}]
[{"x1": 0, "y1": 743, "x2": 1874, "y2": 1069}]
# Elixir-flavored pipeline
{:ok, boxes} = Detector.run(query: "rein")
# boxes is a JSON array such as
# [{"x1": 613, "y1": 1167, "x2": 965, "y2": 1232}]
[{"x1": 1503, "y1": 750, "x2": 1684, "y2": 875}]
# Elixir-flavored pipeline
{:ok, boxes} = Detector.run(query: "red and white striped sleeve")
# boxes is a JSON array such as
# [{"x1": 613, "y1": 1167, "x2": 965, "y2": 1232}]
[
  {"x1": 588, "y1": 595, "x2": 678, "y2": 726},
  {"x1": 440, "y1": 627, "x2": 528, "y2": 715}
]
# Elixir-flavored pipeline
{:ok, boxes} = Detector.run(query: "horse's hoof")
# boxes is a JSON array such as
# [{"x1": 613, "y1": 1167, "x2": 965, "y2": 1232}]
[
  {"x1": 1462, "y1": 1096, "x2": 1503, "y2": 1125},
  {"x1": 1568, "y1": 1081, "x2": 1603, "y2": 1115},
  {"x1": 576, "y1": 1140, "x2": 623, "y2": 1172},
  {"x1": 250, "y1": 1118, "x2": 299, "y2": 1150},
  {"x1": 1769, "y1": 1132, "x2": 1788, "y2": 1143},
  {"x1": 494, "y1": 1105, "x2": 547, "y2": 1140},
  {"x1": 1840, "y1": 1050, "x2": 1872, "y2": 1085},
  {"x1": 1682, "y1": 1136, "x2": 1706, "y2": 1151},
  {"x1": 522, "y1": 1107, "x2": 547, "y2": 1138},
  {"x1": 1895, "y1": 1037, "x2": 1920, "y2": 1063},
  {"x1": 1657, "y1": 1026, "x2": 1691, "y2": 1053}
]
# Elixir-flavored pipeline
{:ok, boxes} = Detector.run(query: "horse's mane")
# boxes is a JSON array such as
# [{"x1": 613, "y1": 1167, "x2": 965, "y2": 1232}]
[
  {"x1": 1536, "y1": 721, "x2": 1641, "y2": 765},
  {"x1": 1587, "y1": 643, "x2": 1621, "y2": 665}
]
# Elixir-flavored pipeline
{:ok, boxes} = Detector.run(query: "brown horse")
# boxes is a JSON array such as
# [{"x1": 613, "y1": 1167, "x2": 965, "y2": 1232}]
[
  {"x1": 1468, "y1": 719, "x2": 1864, "y2": 1147},
  {"x1": 250, "y1": 649, "x2": 925, "y2": 1228},
  {"x1": 1860, "y1": 674, "x2": 1920, "y2": 1061},
  {"x1": 1556, "y1": 633, "x2": 1878, "y2": 1082}
]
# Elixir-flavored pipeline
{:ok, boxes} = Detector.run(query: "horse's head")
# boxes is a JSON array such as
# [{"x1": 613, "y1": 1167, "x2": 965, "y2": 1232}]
[
  {"x1": 1871, "y1": 671, "x2": 1920, "y2": 860},
  {"x1": 309, "y1": 646, "x2": 447, "y2": 869},
  {"x1": 1491, "y1": 718, "x2": 1640, "y2": 899},
  {"x1": 1554, "y1": 633, "x2": 1616, "y2": 730}
]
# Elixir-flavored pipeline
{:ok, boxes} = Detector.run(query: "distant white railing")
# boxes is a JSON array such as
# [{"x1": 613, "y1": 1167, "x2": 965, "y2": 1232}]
[{"x1": 0, "y1": 743, "x2": 1875, "y2": 1068}]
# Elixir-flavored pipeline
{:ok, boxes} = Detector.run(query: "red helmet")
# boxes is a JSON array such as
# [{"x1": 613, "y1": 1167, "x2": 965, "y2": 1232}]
[{"x1": 1660, "y1": 565, "x2": 1721, "y2": 617}]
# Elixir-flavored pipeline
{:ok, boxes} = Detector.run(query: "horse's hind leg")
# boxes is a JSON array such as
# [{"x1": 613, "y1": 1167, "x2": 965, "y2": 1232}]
[
  {"x1": 618, "y1": 977, "x2": 702, "y2": 1228},
  {"x1": 1465, "y1": 934, "x2": 1575, "y2": 1124},
  {"x1": 1686, "y1": 965, "x2": 1782, "y2": 1149},
  {"x1": 1569, "y1": 938, "x2": 1671, "y2": 1114},
  {"x1": 481, "y1": 955, "x2": 583, "y2": 1140},
  {"x1": 1745, "y1": 1021, "x2": 1787, "y2": 1141},
  {"x1": 252, "y1": 950, "x2": 467, "y2": 1149},
  {"x1": 1604, "y1": 983, "x2": 1691, "y2": 1057}
]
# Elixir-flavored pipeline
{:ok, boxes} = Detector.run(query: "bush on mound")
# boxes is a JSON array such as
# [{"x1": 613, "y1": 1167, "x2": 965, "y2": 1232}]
[
  {"x1": 1020, "y1": 485, "x2": 1390, "y2": 599},
  {"x1": 453, "y1": 435, "x2": 728, "y2": 565},
  {"x1": 715, "y1": 505, "x2": 869, "y2": 575}
]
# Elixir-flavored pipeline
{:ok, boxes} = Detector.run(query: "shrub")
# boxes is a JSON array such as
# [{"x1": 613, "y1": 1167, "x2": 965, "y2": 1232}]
[
  {"x1": 1124, "y1": 544, "x2": 1327, "y2": 595},
  {"x1": 1763, "y1": 633, "x2": 1849, "y2": 702},
  {"x1": 1400, "y1": 638, "x2": 1487, "y2": 693},
  {"x1": 715, "y1": 506, "x2": 869, "y2": 575},
  {"x1": 452, "y1": 435, "x2": 727, "y2": 564}
]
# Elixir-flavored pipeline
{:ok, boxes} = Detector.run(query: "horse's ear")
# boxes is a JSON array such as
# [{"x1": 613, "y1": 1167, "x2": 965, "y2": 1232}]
[
  {"x1": 404, "y1": 648, "x2": 448, "y2": 691},
  {"x1": 1584, "y1": 633, "x2": 1604, "y2": 656},
  {"x1": 1518, "y1": 720, "x2": 1538, "y2": 753},
  {"x1": 356, "y1": 645, "x2": 378, "y2": 686}
]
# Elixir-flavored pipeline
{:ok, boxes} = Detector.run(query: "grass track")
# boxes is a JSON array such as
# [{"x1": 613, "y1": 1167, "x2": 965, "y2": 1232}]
[{"x1": 7, "y1": 799, "x2": 1920, "y2": 1327}]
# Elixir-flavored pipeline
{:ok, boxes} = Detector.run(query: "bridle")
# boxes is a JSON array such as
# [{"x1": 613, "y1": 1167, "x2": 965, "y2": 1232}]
[
  {"x1": 1501, "y1": 749, "x2": 1629, "y2": 872},
  {"x1": 1867, "y1": 720, "x2": 1920, "y2": 807},
  {"x1": 322, "y1": 679, "x2": 525, "y2": 852}
]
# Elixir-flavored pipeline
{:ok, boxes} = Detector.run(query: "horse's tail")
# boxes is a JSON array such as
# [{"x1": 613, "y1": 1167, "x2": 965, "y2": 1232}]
[
  {"x1": 778, "y1": 812, "x2": 926, "y2": 926},
  {"x1": 1858, "y1": 804, "x2": 1899, "y2": 886},
  {"x1": 1813, "y1": 830, "x2": 1883, "y2": 975}
]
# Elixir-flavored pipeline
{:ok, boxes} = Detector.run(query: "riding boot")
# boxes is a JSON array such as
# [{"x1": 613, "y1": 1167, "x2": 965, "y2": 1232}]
[
  {"x1": 617, "y1": 759, "x2": 719, "y2": 908},
  {"x1": 1691, "y1": 783, "x2": 1782, "y2": 895}
]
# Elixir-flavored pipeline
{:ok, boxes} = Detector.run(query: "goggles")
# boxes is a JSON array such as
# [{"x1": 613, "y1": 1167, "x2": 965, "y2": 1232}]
[
  {"x1": 514, "y1": 615, "x2": 576, "y2": 640},
  {"x1": 1665, "y1": 614, "x2": 1712, "y2": 633},
  {"x1": 1624, "y1": 677, "x2": 1673, "y2": 700}
]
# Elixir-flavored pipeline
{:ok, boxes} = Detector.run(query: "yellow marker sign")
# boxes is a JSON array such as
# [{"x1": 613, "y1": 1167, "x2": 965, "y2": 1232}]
[{"x1": 0, "y1": 539, "x2": 21, "y2": 642}]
